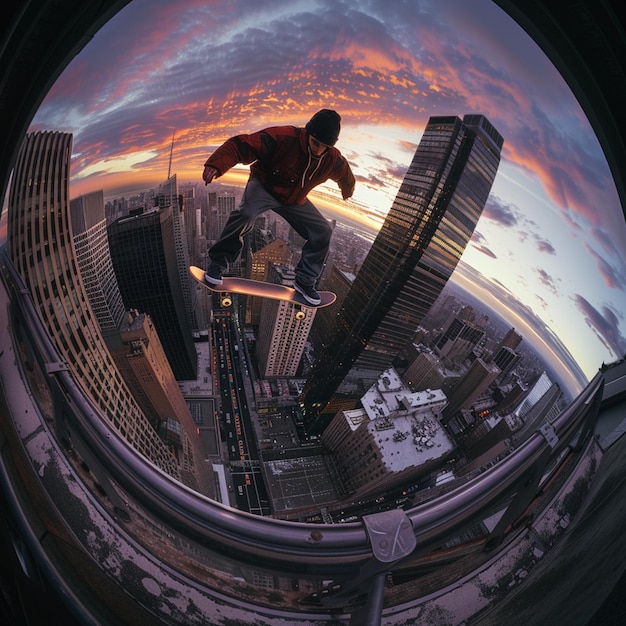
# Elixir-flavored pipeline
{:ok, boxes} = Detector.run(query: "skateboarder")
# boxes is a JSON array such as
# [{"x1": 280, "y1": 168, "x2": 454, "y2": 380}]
[{"x1": 202, "y1": 109, "x2": 355, "y2": 305}]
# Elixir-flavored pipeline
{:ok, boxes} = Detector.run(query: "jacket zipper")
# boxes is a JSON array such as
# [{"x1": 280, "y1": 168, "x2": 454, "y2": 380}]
[{"x1": 301, "y1": 150, "x2": 325, "y2": 188}]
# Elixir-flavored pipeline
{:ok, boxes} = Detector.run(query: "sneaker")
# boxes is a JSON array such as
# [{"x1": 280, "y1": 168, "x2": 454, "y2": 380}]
[
  {"x1": 204, "y1": 264, "x2": 224, "y2": 286},
  {"x1": 294, "y1": 280, "x2": 321, "y2": 306}
]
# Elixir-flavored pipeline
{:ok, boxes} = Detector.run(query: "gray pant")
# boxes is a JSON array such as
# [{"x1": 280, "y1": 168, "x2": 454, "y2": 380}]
[{"x1": 209, "y1": 177, "x2": 332, "y2": 286}]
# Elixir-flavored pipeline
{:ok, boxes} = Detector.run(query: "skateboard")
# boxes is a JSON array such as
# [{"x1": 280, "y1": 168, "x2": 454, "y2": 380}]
[{"x1": 189, "y1": 266, "x2": 336, "y2": 319}]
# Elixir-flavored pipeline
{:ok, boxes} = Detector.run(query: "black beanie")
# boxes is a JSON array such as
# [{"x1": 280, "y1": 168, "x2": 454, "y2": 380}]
[{"x1": 305, "y1": 109, "x2": 341, "y2": 146}]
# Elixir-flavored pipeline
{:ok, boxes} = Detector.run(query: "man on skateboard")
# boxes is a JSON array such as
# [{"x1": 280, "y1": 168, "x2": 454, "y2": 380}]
[{"x1": 202, "y1": 109, "x2": 356, "y2": 305}]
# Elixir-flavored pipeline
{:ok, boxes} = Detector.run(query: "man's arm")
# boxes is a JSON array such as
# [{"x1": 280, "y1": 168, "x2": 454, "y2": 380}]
[
  {"x1": 203, "y1": 131, "x2": 268, "y2": 182},
  {"x1": 334, "y1": 155, "x2": 356, "y2": 200}
]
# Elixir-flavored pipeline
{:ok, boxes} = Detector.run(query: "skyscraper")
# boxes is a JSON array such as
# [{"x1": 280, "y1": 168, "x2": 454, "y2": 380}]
[
  {"x1": 441, "y1": 357, "x2": 501, "y2": 421},
  {"x1": 301, "y1": 114, "x2": 503, "y2": 433},
  {"x1": 107, "y1": 206, "x2": 197, "y2": 380},
  {"x1": 514, "y1": 371, "x2": 554, "y2": 419},
  {"x1": 70, "y1": 190, "x2": 126, "y2": 337},
  {"x1": 256, "y1": 264, "x2": 317, "y2": 377},
  {"x1": 154, "y1": 174, "x2": 197, "y2": 332},
  {"x1": 245, "y1": 237, "x2": 291, "y2": 325},
  {"x1": 7, "y1": 131, "x2": 180, "y2": 478},
  {"x1": 111, "y1": 310, "x2": 213, "y2": 496},
  {"x1": 435, "y1": 306, "x2": 487, "y2": 365},
  {"x1": 208, "y1": 192, "x2": 235, "y2": 242},
  {"x1": 494, "y1": 328, "x2": 523, "y2": 354}
]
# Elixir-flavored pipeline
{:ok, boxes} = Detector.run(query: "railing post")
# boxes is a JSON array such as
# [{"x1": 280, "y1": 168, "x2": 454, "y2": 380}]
[{"x1": 348, "y1": 509, "x2": 417, "y2": 625}]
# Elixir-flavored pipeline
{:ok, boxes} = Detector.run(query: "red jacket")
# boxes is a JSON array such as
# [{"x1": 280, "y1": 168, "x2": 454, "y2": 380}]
[{"x1": 204, "y1": 125, "x2": 355, "y2": 205}]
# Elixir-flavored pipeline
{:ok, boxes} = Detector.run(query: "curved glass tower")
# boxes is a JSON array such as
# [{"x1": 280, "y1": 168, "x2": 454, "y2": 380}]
[{"x1": 301, "y1": 115, "x2": 504, "y2": 433}]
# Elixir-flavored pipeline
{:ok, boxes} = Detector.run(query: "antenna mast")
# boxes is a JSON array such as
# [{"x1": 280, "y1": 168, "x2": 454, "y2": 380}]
[{"x1": 167, "y1": 131, "x2": 175, "y2": 179}]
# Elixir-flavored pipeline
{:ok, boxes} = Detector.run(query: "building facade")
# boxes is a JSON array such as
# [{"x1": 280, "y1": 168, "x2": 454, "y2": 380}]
[
  {"x1": 154, "y1": 174, "x2": 197, "y2": 332},
  {"x1": 7, "y1": 131, "x2": 181, "y2": 479},
  {"x1": 402, "y1": 350, "x2": 446, "y2": 392},
  {"x1": 435, "y1": 308, "x2": 487, "y2": 366},
  {"x1": 70, "y1": 190, "x2": 126, "y2": 336},
  {"x1": 321, "y1": 369, "x2": 452, "y2": 499},
  {"x1": 107, "y1": 206, "x2": 197, "y2": 380},
  {"x1": 301, "y1": 114, "x2": 504, "y2": 433},
  {"x1": 442, "y1": 358, "x2": 502, "y2": 421},
  {"x1": 256, "y1": 264, "x2": 317, "y2": 378},
  {"x1": 111, "y1": 310, "x2": 213, "y2": 496},
  {"x1": 245, "y1": 237, "x2": 291, "y2": 325}
]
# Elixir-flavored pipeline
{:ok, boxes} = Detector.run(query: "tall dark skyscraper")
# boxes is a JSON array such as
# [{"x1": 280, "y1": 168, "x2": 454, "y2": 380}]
[
  {"x1": 108, "y1": 207, "x2": 197, "y2": 381},
  {"x1": 301, "y1": 114, "x2": 504, "y2": 433},
  {"x1": 154, "y1": 174, "x2": 197, "y2": 332}
]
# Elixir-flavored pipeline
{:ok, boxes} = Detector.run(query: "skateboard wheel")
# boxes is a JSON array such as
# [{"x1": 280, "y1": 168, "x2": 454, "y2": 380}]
[
  {"x1": 295, "y1": 310, "x2": 306, "y2": 321},
  {"x1": 221, "y1": 296, "x2": 232, "y2": 307}
]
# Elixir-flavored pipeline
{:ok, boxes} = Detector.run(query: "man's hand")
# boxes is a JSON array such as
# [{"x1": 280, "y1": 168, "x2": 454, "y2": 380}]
[{"x1": 203, "y1": 166, "x2": 218, "y2": 185}]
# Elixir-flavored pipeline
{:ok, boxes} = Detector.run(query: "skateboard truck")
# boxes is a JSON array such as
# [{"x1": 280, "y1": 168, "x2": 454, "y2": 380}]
[{"x1": 219, "y1": 293, "x2": 233, "y2": 308}]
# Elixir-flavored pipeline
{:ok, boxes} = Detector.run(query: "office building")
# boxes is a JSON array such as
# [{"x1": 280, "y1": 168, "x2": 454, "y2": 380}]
[
  {"x1": 70, "y1": 190, "x2": 126, "y2": 336},
  {"x1": 511, "y1": 381, "x2": 564, "y2": 445},
  {"x1": 321, "y1": 368, "x2": 451, "y2": 499},
  {"x1": 442, "y1": 358, "x2": 502, "y2": 421},
  {"x1": 154, "y1": 174, "x2": 197, "y2": 332},
  {"x1": 111, "y1": 310, "x2": 213, "y2": 496},
  {"x1": 7, "y1": 131, "x2": 180, "y2": 478},
  {"x1": 402, "y1": 350, "x2": 446, "y2": 392},
  {"x1": 514, "y1": 371, "x2": 554, "y2": 419},
  {"x1": 301, "y1": 114, "x2": 503, "y2": 432},
  {"x1": 492, "y1": 345, "x2": 522, "y2": 379},
  {"x1": 207, "y1": 192, "x2": 235, "y2": 242},
  {"x1": 435, "y1": 307, "x2": 487, "y2": 365},
  {"x1": 494, "y1": 328, "x2": 523, "y2": 354},
  {"x1": 256, "y1": 264, "x2": 316, "y2": 378},
  {"x1": 108, "y1": 206, "x2": 197, "y2": 380},
  {"x1": 245, "y1": 237, "x2": 291, "y2": 325},
  {"x1": 310, "y1": 264, "x2": 355, "y2": 355}
]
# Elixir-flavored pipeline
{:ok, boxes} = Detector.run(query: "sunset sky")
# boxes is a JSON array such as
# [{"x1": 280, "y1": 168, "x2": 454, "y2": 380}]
[{"x1": 26, "y1": 0, "x2": 626, "y2": 394}]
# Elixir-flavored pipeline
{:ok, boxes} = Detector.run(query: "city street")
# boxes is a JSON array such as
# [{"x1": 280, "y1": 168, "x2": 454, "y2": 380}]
[{"x1": 212, "y1": 312, "x2": 270, "y2": 515}]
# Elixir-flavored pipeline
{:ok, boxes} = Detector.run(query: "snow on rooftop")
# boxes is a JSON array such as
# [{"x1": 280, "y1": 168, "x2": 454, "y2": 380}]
[
  {"x1": 361, "y1": 368, "x2": 447, "y2": 420},
  {"x1": 369, "y1": 412, "x2": 453, "y2": 472},
  {"x1": 355, "y1": 368, "x2": 452, "y2": 472},
  {"x1": 343, "y1": 408, "x2": 369, "y2": 431}
]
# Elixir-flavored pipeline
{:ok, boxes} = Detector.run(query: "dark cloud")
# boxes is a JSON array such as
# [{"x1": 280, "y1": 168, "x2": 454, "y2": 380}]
[
  {"x1": 28, "y1": 0, "x2": 625, "y2": 376},
  {"x1": 585, "y1": 239, "x2": 626, "y2": 291},
  {"x1": 474, "y1": 245, "x2": 497, "y2": 259},
  {"x1": 357, "y1": 173, "x2": 385, "y2": 189},
  {"x1": 534, "y1": 236, "x2": 556, "y2": 255},
  {"x1": 504, "y1": 101, "x2": 617, "y2": 242},
  {"x1": 535, "y1": 267, "x2": 558, "y2": 294},
  {"x1": 37, "y1": 0, "x2": 448, "y2": 172},
  {"x1": 34, "y1": 0, "x2": 617, "y2": 224},
  {"x1": 482, "y1": 196, "x2": 557, "y2": 256},
  {"x1": 472, "y1": 230, "x2": 487, "y2": 245},
  {"x1": 574, "y1": 294, "x2": 626, "y2": 359},
  {"x1": 367, "y1": 151, "x2": 409, "y2": 182},
  {"x1": 482, "y1": 196, "x2": 519, "y2": 228},
  {"x1": 469, "y1": 231, "x2": 497, "y2": 259}
]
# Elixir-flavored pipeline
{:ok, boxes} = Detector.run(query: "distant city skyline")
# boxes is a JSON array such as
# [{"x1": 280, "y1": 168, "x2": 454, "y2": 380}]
[
  {"x1": 22, "y1": 0, "x2": 626, "y2": 387},
  {"x1": 93, "y1": 175, "x2": 589, "y2": 398}
]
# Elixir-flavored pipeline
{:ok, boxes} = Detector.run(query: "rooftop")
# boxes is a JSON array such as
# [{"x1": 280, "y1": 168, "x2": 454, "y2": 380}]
[
  {"x1": 368, "y1": 412, "x2": 454, "y2": 473},
  {"x1": 361, "y1": 367, "x2": 447, "y2": 420}
]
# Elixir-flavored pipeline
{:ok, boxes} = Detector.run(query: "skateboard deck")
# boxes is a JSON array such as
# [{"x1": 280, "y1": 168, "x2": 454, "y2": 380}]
[{"x1": 189, "y1": 266, "x2": 336, "y2": 315}]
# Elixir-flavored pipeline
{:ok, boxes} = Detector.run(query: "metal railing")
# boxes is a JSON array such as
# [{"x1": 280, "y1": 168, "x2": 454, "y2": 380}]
[{"x1": 0, "y1": 250, "x2": 604, "y2": 624}]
